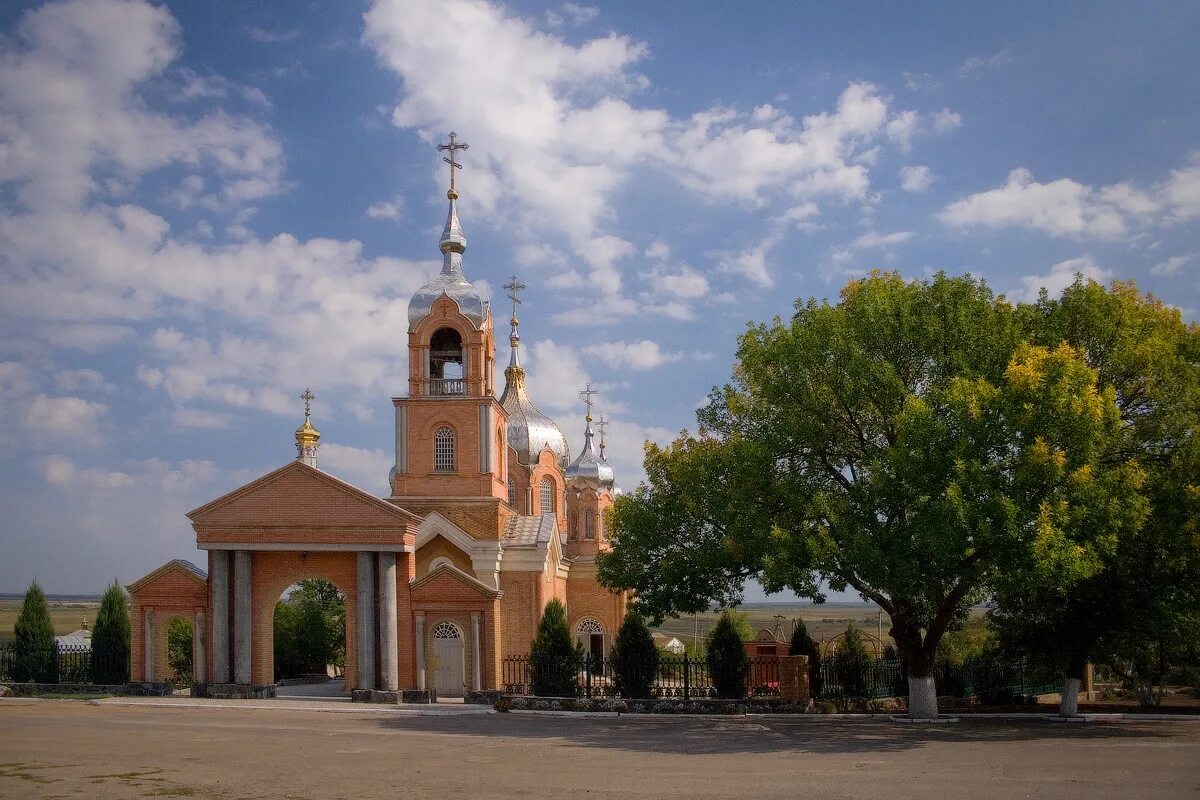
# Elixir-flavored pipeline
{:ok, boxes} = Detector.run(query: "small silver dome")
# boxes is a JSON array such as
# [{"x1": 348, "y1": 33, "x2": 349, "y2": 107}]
[
  {"x1": 500, "y1": 329, "x2": 569, "y2": 468},
  {"x1": 408, "y1": 194, "x2": 487, "y2": 331},
  {"x1": 565, "y1": 417, "x2": 614, "y2": 491}
]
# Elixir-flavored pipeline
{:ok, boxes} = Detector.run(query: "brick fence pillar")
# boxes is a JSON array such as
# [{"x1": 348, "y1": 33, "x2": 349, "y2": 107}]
[{"x1": 779, "y1": 655, "x2": 810, "y2": 702}]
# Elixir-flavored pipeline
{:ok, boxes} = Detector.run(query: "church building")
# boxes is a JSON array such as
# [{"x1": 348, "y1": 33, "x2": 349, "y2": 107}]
[{"x1": 126, "y1": 134, "x2": 627, "y2": 698}]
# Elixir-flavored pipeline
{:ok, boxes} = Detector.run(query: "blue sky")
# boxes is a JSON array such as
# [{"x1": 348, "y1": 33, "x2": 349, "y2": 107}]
[{"x1": 1, "y1": 0, "x2": 1197, "y2": 596}]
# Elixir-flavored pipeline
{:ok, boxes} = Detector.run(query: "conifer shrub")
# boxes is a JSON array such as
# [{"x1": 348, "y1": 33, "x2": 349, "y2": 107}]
[
  {"x1": 529, "y1": 599, "x2": 582, "y2": 696},
  {"x1": 788, "y1": 618, "x2": 822, "y2": 695},
  {"x1": 13, "y1": 580, "x2": 56, "y2": 683},
  {"x1": 90, "y1": 581, "x2": 130, "y2": 684},
  {"x1": 610, "y1": 609, "x2": 658, "y2": 698},
  {"x1": 835, "y1": 622, "x2": 873, "y2": 697},
  {"x1": 706, "y1": 610, "x2": 749, "y2": 699}
]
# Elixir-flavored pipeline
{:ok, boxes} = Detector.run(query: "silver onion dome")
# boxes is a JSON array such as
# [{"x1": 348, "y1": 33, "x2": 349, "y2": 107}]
[
  {"x1": 500, "y1": 311, "x2": 570, "y2": 468},
  {"x1": 565, "y1": 414, "x2": 615, "y2": 491},
  {"x1": 408, "y1": 191, "x2": 487, "y2": 331}
]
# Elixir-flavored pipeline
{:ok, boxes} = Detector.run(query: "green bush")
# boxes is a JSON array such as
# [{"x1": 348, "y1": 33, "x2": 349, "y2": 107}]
[
  {"x1": 529, "y1": 599, "x2": 582, "y2": 697},
  {"x1": 273, "y1": 588, "x2": 337, "y2": 681},
  {"x1": 167, "y1": 618, "x2": 193, "y2": 686},
  {"x1": 834, "y1": 622, "x2": 872, "y2": 697},
  {"x1": 706, "y1": 611, "x2": 749, "y2": 699},
  {"x1": 610, "y1": 610, "x2": 658, "y2": 699},
  {"x1": 12, "y1": 581, "x2": 56, "y2": 683},
  {"x1": 90, "y1": 581, "x2": 130, "y2": 684}
]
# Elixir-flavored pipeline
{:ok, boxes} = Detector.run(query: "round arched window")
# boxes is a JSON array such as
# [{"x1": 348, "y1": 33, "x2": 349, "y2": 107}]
[{"x1": 434, "y1": 426, "x2": 455, "y2": 472}]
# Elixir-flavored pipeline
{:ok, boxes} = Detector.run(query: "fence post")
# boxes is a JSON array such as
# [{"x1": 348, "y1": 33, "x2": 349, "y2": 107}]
[
  {"x1": 586, "y1": 656, "x2": 592, "y2": 699},
  {"x1": 683, "y1": 653, "x2": 691, "y2": 700}
]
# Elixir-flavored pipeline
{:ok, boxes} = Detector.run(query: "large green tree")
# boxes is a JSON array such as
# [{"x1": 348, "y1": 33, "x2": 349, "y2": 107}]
[
  {"x1": 90, "y1": 581, "x2": 130, "y2": 684},
  {"x1": 528, "y1": 599, "x2": 582, "y2": 697},
  {"x1": 598, "y1": 272, "x2": 1144, "y2": 718},
  {"x1": 12, "y1": 580, "x2": 56, "y2": 683},
  {"x1": 993, "y1": 280, "x2": 1200, "y2": 714}
]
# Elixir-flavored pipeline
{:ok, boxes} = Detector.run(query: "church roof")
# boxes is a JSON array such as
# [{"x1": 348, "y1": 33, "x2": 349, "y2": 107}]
[{"x1": 501, "y1": 514, "x2": 558, "y2": 548}]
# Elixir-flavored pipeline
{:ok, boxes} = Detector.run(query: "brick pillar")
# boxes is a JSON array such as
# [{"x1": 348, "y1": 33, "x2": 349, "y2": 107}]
[
  {"x1": 779, "y1": 655, "x2": 810, "y2": 702},
  {"x1": 143, "y1": 608, "x2": 155, "y2": 682},
  {"x1": 233, "y1": 550, "x2": 252, "y2": 684}
]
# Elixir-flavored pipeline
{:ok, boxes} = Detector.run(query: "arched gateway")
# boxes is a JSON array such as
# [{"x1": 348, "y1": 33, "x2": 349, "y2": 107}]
[{"x1": 127, "y1": 134, "x2": 627, "y2": 700}]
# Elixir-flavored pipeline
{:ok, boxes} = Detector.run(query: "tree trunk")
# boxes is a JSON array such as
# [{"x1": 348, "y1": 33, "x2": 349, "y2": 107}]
[
  {"x1": 1059, "y1": 653, "x2": 1086, "y2": 717},
  {"x1": 908, "y1": 674, "x2": 938, "y2": 720}
]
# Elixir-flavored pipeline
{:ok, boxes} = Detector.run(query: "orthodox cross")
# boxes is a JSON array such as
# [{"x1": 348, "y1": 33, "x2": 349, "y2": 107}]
[
  {"x1": 436, "y1": 131, "x2": 469, "y2": 194},
  {"x1": 503, "y1": 275, "x2": 526, "y2": 322},
  {"x1": 580, "y1": 383, "x2": 598, "y2": 421},
  {"x1": 300, "y1": 388, "x2": 315, "y2": 420},
  {"x1": 597, "y1": 414, "x2": 608, "y2": 452}
]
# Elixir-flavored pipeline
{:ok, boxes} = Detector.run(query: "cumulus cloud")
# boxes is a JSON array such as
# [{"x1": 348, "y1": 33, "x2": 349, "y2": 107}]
[
  {"x1": 319, "y1": 443, "x2": 392, "y2": 495},
  {"x1": 582, "y1": 340, "x2": 683, "y2": 370},
  {"x1": 957, "y1": 47, "x2": 1012, "y2": 77},
  {"x1": 1010, "y1": 255, "x2": 1114, "y2": 303},
  {"x1": 939, "y1": 168, "x2": 1159, "y2": 239},
  {"x1": 899, "y1": 165, "x2": 933, "y2": 192},
  {"x1": 21, "y1": 394, "x2": 108, "y2": 445},
  {"x1": 366, "y1": 195, "x2": 404, "y2": 221},
  {"x1": 1151, "y1": 253, "x2": 1195, "y2": 277}
]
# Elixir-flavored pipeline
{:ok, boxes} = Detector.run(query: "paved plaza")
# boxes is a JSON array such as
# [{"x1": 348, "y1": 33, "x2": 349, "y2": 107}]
[
  {"x1": 2, "y1": 700, "x2": 1199, "y2": 799},
  {"x1": 2, "y1": 705, "x2": 1200, "y2": 796}
]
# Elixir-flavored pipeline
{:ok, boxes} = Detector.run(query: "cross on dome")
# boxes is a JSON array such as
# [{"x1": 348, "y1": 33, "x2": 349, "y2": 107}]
[
  {"x1": 436, "y1": 131, "x2": 469, "y2": 198},
  {"x1": 300, "y1": 388, "x2": 315, "y2": 420},
  {"x1": 503, "y1": 275, "x2": 526, "y2": 325},
  {"x1": 580, "y1": 383, "x2": 598, "y2": 421}
]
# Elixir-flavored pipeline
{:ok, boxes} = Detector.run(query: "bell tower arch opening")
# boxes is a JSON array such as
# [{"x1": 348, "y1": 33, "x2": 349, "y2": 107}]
[{"x1": 429, "y1": 326, "x2": 465, "y2": 394}]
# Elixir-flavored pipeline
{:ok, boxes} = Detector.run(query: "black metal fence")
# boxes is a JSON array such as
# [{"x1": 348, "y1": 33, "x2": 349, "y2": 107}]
[
  {"x1": 0, "y1": 643, "x2": 128, "y2": 685},
  {"x1": 502, "y1": 654, "x2": 782, "y2": 699},
  {"x1": 501, "y1": 652, "x2": 1058, "y2": 702}
]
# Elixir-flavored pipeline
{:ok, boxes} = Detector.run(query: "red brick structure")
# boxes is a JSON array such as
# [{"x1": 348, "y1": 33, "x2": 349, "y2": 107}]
[{"x1": 128, "y1": 163, "x2": 627, "y2": 696}]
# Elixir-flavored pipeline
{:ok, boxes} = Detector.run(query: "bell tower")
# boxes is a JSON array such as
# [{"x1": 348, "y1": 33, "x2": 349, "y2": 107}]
[{"x1": 390, "y1": 133, "x2": 508, "y2": 510}]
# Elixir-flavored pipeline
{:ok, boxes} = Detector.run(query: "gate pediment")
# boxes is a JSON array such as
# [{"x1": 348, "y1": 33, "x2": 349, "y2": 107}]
[{"x1": 188, "y1": 461, "x2": 418, "y2": 549}]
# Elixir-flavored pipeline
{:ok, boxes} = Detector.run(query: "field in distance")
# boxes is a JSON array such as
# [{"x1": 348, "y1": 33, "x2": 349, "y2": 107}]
[{"x1": 0, "y1": 595, "x2": 100, "y2": 645}]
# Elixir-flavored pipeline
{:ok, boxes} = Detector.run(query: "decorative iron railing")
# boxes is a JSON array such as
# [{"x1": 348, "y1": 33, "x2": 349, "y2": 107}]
[
  {"x1": 499, "y1": 652, "x2": 1058, "y2": 702},
  {"x1": 426, "y1": 378, "x2": 466, "y2": 396},
  {"x1": 501, "y1": 654, "x2": 782, "y2": 700},
  {"x1": 0, "y1": 643, "x2": 128, "y2": 685}
]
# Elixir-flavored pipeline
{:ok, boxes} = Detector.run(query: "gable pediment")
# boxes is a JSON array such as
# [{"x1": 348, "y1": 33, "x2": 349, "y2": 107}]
[{"x1": 188, "y1": 461, "x2": 419, "y2": 548}]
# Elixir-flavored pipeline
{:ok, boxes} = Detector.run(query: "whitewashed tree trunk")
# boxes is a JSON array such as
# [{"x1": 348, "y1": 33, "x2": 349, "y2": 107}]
[
  {"x1": 1059, "y1": 677, "x2": 1081, "y2": 717},
  {"x1": 908, "y1": 674, "x2": 938, "y2": 720}
]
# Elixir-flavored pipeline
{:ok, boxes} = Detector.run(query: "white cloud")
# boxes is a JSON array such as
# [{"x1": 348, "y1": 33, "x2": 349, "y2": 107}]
[
  {"x1": 939, "y1": 168, "x2": 1157, "y2": 239},
  {"x1": 172, "y1": 407, "x2": 233, "y2": 429},
  {"x1": 545, "y1": 3, "x2": 599, "y2": 27},
  {"x1": 524, "y1": 339, "x2": 592, "y2": 412},
  {"x1": 582, "y1": 340, "x2": 683, "y2": 370},
  {"x1": 318, "y1": 443, "x2": 391, "y2": 495},
  {"x1": 1011, "y1": 255, "x2": 1114, "y2": 303},
  {"x1": 1163, "y1": 156, "x2": 1200, "y2": 221},
  {"x1": 930, "y1": 108, "x2": 962, "y2": 133},
  {"x1": 899, "y1": 165, "x2": 933, "y2": 192},
  {"x1": 1151, "y1": 253, "x2": 1195, "y2": 277},
  {"x1": 647, "y1": 265, "x2": 710, "y2": 300},
  {"x1": 21, "y1": 394, "x2": 108, "y2": 445},
  {"x1": 54, "y1": 368, "x2": 110, "y2": 393},
  {"x1": 957, "y1": 47, "x2": 1012, "y2": 77},
  {"x1": 851, "y1": 231, "x2": 914, "y2": 249},
  {"x1": 366, "y1": 195, "x2": 404, "y2": 221},
  {"x1": 714, "y1": 239, "x2": 776, "y2": 288}
]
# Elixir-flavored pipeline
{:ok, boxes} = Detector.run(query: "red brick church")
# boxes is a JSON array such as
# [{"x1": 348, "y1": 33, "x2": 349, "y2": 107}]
[{"x1": 127, "y1": 136, "x2": 627, "y2": 698}]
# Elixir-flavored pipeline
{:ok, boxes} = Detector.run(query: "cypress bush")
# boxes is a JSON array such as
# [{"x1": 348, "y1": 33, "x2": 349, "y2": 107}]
[
  {"x1": 788, "y1": 618, "x2": 822, "y2": 696},
  {"x1": 706, "y1": 610, "x2": 750, "y2": 699},
  {"x1": 529, "y1": 599, "x2": 582, "y2": 696},
  {"x1": 835, "y1": 622, "x2": 873, "y2": 697},
  {"x1": 610, "y1": 609, "x2": 658, "y2": 699},
  {"x1": 13, "y1": 580, "x2": 57, "y2": 683},
  {"x1": 90, "y1": 581, "x2": 130, "y2": 684}
]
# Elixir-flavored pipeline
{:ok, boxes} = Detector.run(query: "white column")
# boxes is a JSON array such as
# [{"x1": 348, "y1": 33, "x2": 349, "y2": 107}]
[
  {"x1": 394, "y1": 405, "x2": 407, "y2": 475},
  {"x1": 415, "y1": 613, "x2": 426, "y2": 691},
  {"x1": 193, "y1": 611, "x2": 206, "y2": 684},
  {"x1": 356, "y1": 552, "x2": 376, "y2": 690},
  {"x1": 378, "y1": 552, "x2": 398, "y2": 692},
  {"x1": 210, "y1": 551, "x2": 229, "y2": 683},
  {"x1": 471, "y1": 612, "x2": 482, "y2": 692},
  {"x1": 143, "y1": 608, "x2": 155, "y2": 682},
  {"x1": 233, "y1": 550, "x2": 252, "y2": 684}
]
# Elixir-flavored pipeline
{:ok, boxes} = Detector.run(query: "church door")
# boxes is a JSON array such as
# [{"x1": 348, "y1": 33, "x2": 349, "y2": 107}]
[{"x1": 432, "y1": 621, "x2": 464, "y2": 697}]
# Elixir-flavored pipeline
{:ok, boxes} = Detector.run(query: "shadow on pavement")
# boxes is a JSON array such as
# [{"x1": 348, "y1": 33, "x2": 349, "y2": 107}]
[{"x1": 369, "y1": 713, "x2": 1195, "y2": 756}]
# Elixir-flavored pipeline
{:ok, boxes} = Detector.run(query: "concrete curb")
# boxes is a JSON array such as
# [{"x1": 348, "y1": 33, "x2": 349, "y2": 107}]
[{"x1": 86, "y1": 698, "x2": 493, "y2": 716}]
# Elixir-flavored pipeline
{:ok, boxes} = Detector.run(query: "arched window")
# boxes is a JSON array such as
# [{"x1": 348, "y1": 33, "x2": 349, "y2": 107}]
[
  {"x1": 539, "y1": 477, "x2": 555, "y2": 517},
  {"x1": 496, "y1": 430, "x2": 504, "y2": 477},
  {"x1": 569, "y1": 511, "x2": 579, "y2": 540},
  {"x1": 507, "y1": 476, "x2": 516, "y2": 506},
  {"x1": 433, "y1": 620, "x2": 463, "y2": 640},
  {"x1": 434, "y1": 426, "x2": 455, "y2": 472},
  {"x1": 429, "y1": 327, "x2": 464, "y2": 395},
  {"x1": 584, "y1": 509, "x2": 596, "y2": 540}
]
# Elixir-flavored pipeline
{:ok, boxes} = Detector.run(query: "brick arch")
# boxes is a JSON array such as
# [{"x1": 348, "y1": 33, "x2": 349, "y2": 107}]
[{"x1": 249, "y1": 551, "x2": 358, "y2": 688}]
